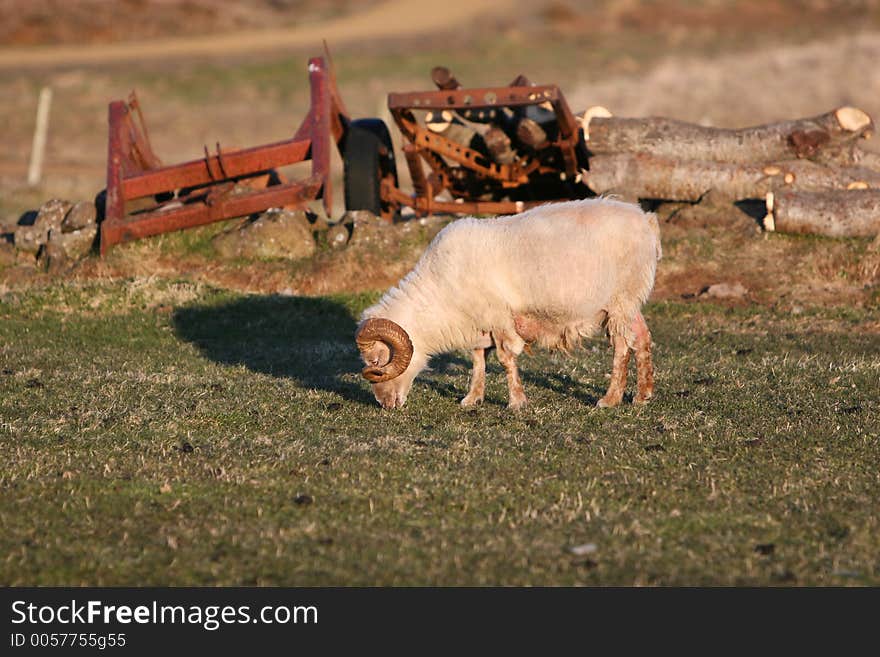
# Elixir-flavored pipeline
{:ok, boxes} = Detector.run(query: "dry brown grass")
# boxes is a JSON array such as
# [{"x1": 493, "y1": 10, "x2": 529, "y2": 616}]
[
  {"x1": 0, "y1": 0, "x2": 381, "y2": 46},
  {"x1": 2, "y1": 1, "x2": 879, "y2": 313}
]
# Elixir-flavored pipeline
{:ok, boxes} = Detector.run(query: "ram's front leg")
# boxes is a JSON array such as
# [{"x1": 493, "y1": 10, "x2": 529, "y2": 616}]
[
  {"x1": 461, "y1": 348, "x2": 487, "y2": 407},
  {"x1": 493, "y1": 332, "x2": 528, "y2": 410}
]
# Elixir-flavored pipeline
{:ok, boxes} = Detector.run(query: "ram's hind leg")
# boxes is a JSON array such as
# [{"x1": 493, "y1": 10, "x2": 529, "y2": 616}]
[
  {"x1": 632, "y1": 311, "x2": 654, "y2": 404},
  {"x1": 461, "y1": 348, "x2": 487, "y2": 407},
  {"x1": 597, "y1": 333, "x2": 630, "y2": 408}
]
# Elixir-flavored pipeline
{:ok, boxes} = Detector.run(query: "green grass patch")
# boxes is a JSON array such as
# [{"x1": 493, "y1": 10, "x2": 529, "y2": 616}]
[{"x1": 1, "y1": 281, "x2": 878, "y2": 585}]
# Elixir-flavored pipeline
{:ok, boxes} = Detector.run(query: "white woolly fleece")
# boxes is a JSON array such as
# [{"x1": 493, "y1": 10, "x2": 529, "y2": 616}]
[{"x1": 362, "y1": 197, "x2": 661, "y2": 360}]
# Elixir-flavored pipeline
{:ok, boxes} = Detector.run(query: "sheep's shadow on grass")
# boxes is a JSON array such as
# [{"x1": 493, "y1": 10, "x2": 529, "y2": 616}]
[
  {"x1": 174, "y1": 296, "x2": 615, "y2": 409},
  {"x1": 172, "y1": 294, "x2": 375, "y2": 405},
  {"x1": 426, "y1": 351, "x2": 605, "y2": 407},
  {"x1": 522, "y1": 370, "x2": 605, "y2": 406}
]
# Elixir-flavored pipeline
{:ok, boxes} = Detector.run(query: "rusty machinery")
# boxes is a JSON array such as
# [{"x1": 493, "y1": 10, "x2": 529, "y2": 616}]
[
  {"x1": 101, "y1": 55, "x2": 349, "y2": 253},
  {"x1": 343, "y1": 67, "x2": 591, "y2": 220},
  {"x1": 100, "y1": 58, "x2": 591, "y2": 253}
]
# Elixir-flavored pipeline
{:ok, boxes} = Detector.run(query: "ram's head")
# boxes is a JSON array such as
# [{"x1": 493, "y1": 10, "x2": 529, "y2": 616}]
[{"x1": 355, "y1": 318, "x2": 416, "y2": 409}]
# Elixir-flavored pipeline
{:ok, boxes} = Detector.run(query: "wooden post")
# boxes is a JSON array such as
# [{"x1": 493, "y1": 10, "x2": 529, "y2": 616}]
[{"x1": 27, "y1": 87, "x2": 53, "y2": 186}]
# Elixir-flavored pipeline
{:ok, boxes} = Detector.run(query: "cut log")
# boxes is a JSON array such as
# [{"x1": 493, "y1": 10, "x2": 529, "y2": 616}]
[
  {"x1": 807, "y1": 143, "x2": 880, "y2": 168},
  {"x1": 584, "y1": 153, "x2": 880, "y2": 201},
  {"x1": 587, "y1": 107, "x2": 873, "y2": 164},
  {"x1": 516, "y1": 118, "x2": 549, "y2": 150},
  {"x1": 764, "y1": 189, "x2": 880, "y2": 237},
  {"x1": 484, "y1": 126, "x2": 515, "y2": 164},
  {"x1": 431, "y1": 66, "x2": 461, "y2": 91},
  {"x1": 854, "y1": 147, "x2": 880, "y2": 171}
]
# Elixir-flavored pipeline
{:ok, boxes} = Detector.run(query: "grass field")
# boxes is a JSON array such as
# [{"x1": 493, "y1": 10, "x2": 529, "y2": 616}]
[
  {"x1": 1, "y1": 279, "x2": 877, "y2": 586},
  {"x1": 2, "y1": 0, "x2": 880, "y2": 589}
]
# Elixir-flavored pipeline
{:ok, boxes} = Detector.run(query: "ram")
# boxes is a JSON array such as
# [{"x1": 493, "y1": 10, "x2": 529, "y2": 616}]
[{"x1": 355, "y1": 198, "x2": 662, "y2": 410}]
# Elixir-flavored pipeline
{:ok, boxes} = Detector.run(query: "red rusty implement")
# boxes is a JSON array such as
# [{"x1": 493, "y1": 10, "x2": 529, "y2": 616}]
[
  {"x1": 100, "y1": 56, "x2": 348, "y2": 254},
  {"x1": 338, "y1": 65, "x2": 592, "y2": 222}
]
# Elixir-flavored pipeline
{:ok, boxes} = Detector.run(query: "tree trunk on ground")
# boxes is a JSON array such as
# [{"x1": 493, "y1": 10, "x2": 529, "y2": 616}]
[
  {"x1": 584, "y1": 153, "x2": 880, "y2": 201},
  {"x1": 802, "y1": 143, "x2": 880, "y2": 168},
  {"x1": 854, "y1": 147, "x2": 880, "y2": 170},
  {"x1": 764, "y1": 189, "x2": 880, "y2": 237},
  {"x1": 585, "y1": 107, "x2": 874, "y2": 164}
]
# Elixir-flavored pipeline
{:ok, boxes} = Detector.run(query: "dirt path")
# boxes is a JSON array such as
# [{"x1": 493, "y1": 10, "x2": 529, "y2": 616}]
[{"x1": 0, "y1": 0, "x2": 515, "y2": 70}]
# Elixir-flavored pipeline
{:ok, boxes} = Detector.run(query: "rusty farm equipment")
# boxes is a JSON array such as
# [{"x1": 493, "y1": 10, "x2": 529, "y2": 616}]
[
  {"x1": 100, "y1": 55, "x2": 349, "y2": 254},
  {"x1": 100, "y1": 59, "x2": 594, "y2": 254},
  {"x1": 343, "y1": 67, "x2": 591, "y2": 219}
]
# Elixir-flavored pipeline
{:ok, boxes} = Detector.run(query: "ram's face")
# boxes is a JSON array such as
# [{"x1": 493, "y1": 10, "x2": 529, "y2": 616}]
[
  {"x1": 369, "y1": 370, "x2": 417, "y2": 410},
  {"x1": 360, "y1": 341, "x2": 391, "y2": 371}
]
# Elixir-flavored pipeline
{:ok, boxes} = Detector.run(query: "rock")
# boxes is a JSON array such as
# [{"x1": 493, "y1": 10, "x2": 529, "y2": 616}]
[
  {"x1": 346, "y1": 210, "x2": 394, "y2": 248},
  {"x1": 212, "y1": 209, "x2": 316, "y2": 260},
  {"x1": 701, "y1": 282, "x2": 748, "y2": 300},
  {"x1": 14, "y1": 224, "x2": 48, "y2": 255},
  {"x1": 342, "y1": 210, "x2": 380, "y2": 226},
  {"x1": 35, "y1": 198, "x2": 73, "y2": 232},
  {"x1": 61, "y1": 200, "x2": 97, "y2": 232},
  {"x1": 12, "y1": 201, "x2": 74, "y2": 255},
  {"x1": 47, "y1": 224, "x2": 97, "y2": 260},
  {"x1": 211, "y1": 222, "x2": 246, "y2": 259},
  {"x1": 16, "y1": 248, "x2": 38, "y2": 266},
  {"x1": 327, "y1": 223, "x2": 350, "y2": 249},
  {"x1": 0, "y1": 239, "x2": 16, "y2": 266},
  {"x1": 40, "y1": 241, "x2": 70, "y2": 274},
  {"x1": 39, "y1": 225, "x2": 96, "y2": 274}
]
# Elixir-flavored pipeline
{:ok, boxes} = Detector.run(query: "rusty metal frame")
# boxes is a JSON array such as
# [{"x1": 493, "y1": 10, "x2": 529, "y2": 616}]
[
  {"x1": 101, "y1": 56, "x2": 348, "y2": 253},
  {"x1": 384, "y1": 83, "x2": 585, "y2": 216}
]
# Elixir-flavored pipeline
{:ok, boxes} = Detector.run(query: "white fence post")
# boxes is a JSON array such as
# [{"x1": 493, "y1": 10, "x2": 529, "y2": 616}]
[{"x1": 27, "y1": 86, "x2": 53, "y2": 187}]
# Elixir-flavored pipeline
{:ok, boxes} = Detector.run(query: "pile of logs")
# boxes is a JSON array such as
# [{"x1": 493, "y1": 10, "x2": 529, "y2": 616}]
[{"x1": 581, "y1": 106, "x2": 880, "y2": 237}]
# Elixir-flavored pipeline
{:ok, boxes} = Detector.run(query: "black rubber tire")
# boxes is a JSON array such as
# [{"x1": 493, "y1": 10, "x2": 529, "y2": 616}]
[{"x1": 343, "y1": 118, "x2": 398, "y2": 215}]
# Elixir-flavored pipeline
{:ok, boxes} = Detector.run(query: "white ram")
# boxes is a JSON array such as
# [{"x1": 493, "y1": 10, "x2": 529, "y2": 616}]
[{"x1": 355, "y1": 198, "x2": 662, "y2": 409}]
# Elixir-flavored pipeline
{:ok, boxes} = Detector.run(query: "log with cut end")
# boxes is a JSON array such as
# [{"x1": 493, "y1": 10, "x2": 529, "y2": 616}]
[
  {"x1": 586, "y1": 107, "x2": 874, "y2": 164},
  {"x1": 584, "y1": 153, "x2": 880, "y2": 201},
  {"x1": 764, "y1": 190, "x2": 880, "y2": 237}
]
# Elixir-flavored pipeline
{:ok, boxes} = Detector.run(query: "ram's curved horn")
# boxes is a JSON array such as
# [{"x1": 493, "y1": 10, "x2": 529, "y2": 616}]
[{"x1": 355, "y1": 318, "x2": 413, "y2": 382}]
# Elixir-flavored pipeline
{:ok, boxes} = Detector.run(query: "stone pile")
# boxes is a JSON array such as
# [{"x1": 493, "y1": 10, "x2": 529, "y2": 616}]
[{"x1": 1, "y1": 198, "x2": 98, "y2": 271}]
